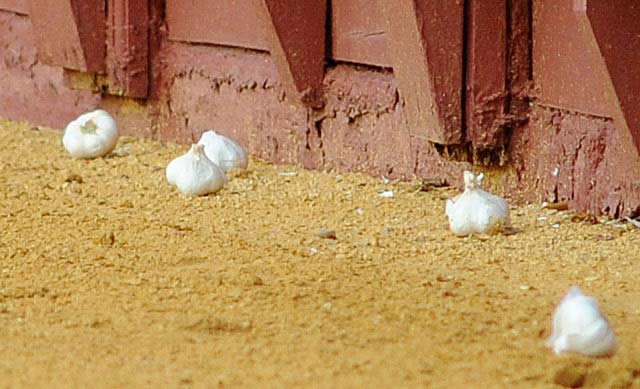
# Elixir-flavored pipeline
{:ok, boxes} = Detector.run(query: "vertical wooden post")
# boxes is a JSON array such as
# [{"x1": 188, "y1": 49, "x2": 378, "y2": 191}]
[
  {"x1": 106, "y1": 0, "x2": 149, "y2": 98},
  {"x1": 465, "y1": 0, "x2": 507, "y2": 149}
]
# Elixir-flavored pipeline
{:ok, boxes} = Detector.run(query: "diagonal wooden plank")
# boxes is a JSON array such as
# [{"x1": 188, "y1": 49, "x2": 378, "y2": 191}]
[
  {"x1": 261, "y1": 0, "x2": 327, "y2": 108},
  {"x1": 383, "y1": 0, "x2": 464, "y2": 144},
  {"x1": 587, "y1": 1, "x2": 640, "y2": 151}
]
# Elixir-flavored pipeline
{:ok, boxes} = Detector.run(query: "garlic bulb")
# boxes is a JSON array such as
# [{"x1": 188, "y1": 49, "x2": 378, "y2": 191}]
[
  {"x1": 546, "y1": 287, "x2": 617, "y2": 357},
  {"x1": 166, "y1": 144, "x2": 226, "y2": 196},
  {"x1": 197, "y1": 130, "x2": 248, "y2": 172},
  {"x1": 62, "y1": 109, "x2": 119, "y2": 158},
  {"x1": 445, "y1": 171, "x2": 511, "y2": 236}
]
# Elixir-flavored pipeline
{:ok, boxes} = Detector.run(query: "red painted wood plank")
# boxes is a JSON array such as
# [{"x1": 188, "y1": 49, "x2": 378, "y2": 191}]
[
  {"x1": 465, "y1": 0, "x2": 507, "y2": 149},
  {"x1": 166, "y1": 0, "x2": 269, "y2": 51},
  {"x1": 331, "y1": 0, "x2": 390, "y2": 68},
  {"x1": 383, "y1": 0, "x2": 464, "y2": 144},
  {"x1": 262, "y1": 0, "x2": 326, "y2": 107},
  {"x1": 0, "y1": 0, "x2": 28, "y2": 14},
  {"x1": 28, "y1": 0, "x2": 105, "y2": 72},
  {"x1": 166, "y1": 0, "x2": 390, "y2": 69},
  {"x1": 106, "y1": 0, "x2": 148, "y2": 98}
]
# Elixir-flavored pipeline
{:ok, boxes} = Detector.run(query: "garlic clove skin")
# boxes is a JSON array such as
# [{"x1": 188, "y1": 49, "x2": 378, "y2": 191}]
[
  {"x1": 166, "y1": 144, "x2": 226, "y2": 196},
  {"x1": 546, "y1": 286, "x2": 618, "y2": 357},
  {"x1": 62, "y1": 109, "x2": 119, "y2": 159},
  {"x1": 445, "y1": 170, "x2": 511, "y2": 236},
  {"x1": 197, "y1": 130, "x2": 248, "y2": 172}
]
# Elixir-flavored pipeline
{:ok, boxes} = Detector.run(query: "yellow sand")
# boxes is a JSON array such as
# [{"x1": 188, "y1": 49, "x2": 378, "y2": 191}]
[{"x1": 1, "y1": 118, "x2": 639, "y2": 388}]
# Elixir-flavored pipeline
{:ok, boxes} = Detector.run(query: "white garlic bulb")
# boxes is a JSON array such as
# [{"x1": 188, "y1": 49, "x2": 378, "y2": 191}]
[
  {"x1": 445, "y1": 170, "x2": 511, "y2": 236},
  {"x1": 62, "y1": 109, "x2": 119, "y2": 158},
  {"x1": 197, "y1": 130, "x2": 248, "y2": 172},
  {"x1": 166, "y1": 144, "x2": 227, "y2": 196},
  {"x1": 546, "y1": 286, "x2": 617, "y2": 357}
]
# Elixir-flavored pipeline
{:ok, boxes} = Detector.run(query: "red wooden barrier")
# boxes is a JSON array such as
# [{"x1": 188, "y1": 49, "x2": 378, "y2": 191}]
[{"x1": 21, "y1": 0, "x2": 526, "y2": 151}]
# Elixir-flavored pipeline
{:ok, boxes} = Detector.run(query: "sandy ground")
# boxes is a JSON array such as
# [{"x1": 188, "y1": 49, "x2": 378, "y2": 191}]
[{"x1": 1, "y1": 118, "x2": 639, "y2": 388}]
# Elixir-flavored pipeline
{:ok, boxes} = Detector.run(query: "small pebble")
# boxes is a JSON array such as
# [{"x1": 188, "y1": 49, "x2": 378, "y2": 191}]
[
  {"x1": 64, "y1": 173, "x2": 83, "y2": 183},
  {"x1": 111, "y1": 145, "x2": 132, "y2": 157},
  {"x1": 379, "y1": 190, "x2": 394, "y2": 198},
  {"x1": 417, "y1": 178, "x2": 448, "y2": 192},
  {"x1": 318, "y1": 228, "x2": 337, "y2": 240}
]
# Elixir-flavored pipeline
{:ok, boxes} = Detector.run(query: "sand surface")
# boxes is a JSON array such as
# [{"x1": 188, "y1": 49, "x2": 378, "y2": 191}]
[{"x1": 1, "y1": 118, "x2": 639, "y2": 388}]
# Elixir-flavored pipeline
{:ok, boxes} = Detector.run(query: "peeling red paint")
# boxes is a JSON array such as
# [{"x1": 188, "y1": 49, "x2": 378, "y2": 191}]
[{"x1": 510, "y1": 107, "x2": 640, "y2": 217}]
